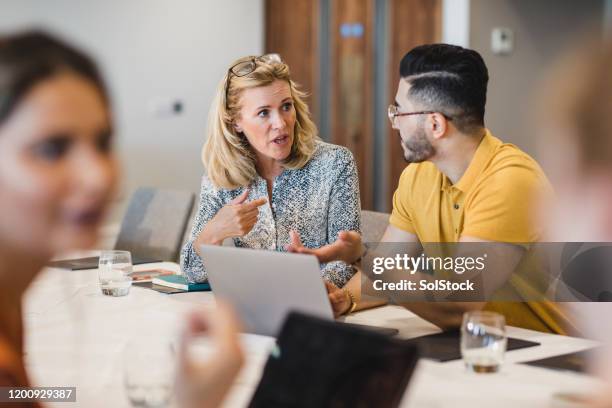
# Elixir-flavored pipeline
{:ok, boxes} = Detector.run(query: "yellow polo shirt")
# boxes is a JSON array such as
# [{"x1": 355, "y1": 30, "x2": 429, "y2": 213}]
[{"x1": 389, "y1": 130, "x2": 575, "y2": 334}]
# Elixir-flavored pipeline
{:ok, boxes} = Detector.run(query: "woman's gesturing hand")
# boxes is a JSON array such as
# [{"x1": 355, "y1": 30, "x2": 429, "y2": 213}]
[{"x1": 197, "y1": 189, "x2": 267, "y2": 246}]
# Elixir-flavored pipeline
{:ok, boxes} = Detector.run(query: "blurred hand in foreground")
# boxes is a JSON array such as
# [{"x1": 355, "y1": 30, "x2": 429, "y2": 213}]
[{"x1": 176, "y1": 301, "x2": 244, "y2": 408}]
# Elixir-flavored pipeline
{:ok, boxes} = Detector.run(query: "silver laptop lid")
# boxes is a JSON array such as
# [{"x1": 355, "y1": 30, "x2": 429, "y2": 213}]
[{"x1": 199, "y1": 245, "x2": 334, "y2": 336}]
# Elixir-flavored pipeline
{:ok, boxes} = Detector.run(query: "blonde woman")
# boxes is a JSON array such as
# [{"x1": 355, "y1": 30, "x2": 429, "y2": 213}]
[{"x1": 181, "y1": 54, "x2": 361, "y2": 287}]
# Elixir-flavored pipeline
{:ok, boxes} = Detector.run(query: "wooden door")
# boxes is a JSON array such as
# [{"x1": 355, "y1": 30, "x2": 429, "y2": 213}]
[
  {"x1": 386, "y1": 0, "x2": 442, "y2": 210},
  {"x1": 265, "y1": 0, "x2": 320, "y2": 123},
  {"x1": 330, "y1": 0, "x2": 375, "y2": 210}
]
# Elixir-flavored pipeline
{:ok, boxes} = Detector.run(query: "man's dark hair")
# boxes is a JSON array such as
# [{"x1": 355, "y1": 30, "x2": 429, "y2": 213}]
[
  {"x1": 399, "y1": 44, "x2": 488, "y2": 134},
  {"x1": 0, "y1": 30, "x2": 109, "y2": 124}
]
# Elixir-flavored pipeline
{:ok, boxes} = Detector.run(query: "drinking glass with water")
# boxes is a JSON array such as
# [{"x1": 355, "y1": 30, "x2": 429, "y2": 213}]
[
  {"x1": 460, "y1": 311, "x2": 507, "y2": 373},
  {"x1": 98, "y1": 250, "x2": 132, "y2": 296}
]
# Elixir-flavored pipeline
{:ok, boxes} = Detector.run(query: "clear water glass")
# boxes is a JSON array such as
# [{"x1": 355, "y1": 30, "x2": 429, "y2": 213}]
[
  {"x1": 98, "y1": 250, "x2": 132, "y2": 296},
  {"x1": 124, "y1": 339, "x2": 175, "y2": 407},
  {"x1": 460, "y1": 311, "x2": 507, "y2": 373}
]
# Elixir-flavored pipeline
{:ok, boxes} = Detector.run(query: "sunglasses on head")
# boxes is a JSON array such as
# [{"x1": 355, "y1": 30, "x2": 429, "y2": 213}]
[{"x1": 224, "y1": 53, "x2": 283, "y2": 109}]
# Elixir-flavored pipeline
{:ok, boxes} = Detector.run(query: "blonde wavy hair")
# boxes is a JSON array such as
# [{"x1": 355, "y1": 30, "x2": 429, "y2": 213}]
[{"x1": 202, "y1": 55, "x2": 319, "y2": 189}]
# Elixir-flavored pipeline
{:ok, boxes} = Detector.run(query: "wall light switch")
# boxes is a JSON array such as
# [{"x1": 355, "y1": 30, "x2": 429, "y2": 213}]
[{"x1": 491, "y1": 27, "x2": 514, "y2": 56}]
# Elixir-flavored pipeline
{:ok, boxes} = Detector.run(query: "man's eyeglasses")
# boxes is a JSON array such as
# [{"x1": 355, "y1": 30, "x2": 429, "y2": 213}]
[
  {"x1": 225, "y1": 53, "x2": 282, "y2": 109},
  {"x1": 387, "y1": 104, "x2": 453, "y2": 126}
]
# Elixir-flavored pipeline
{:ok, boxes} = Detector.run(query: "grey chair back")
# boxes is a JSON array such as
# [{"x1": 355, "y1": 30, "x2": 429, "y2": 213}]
[
  {"x1": 114, "y1": 187, "x2": 195, "y2": 262},
  {"x1": 361, "y1": 210, "x2": 389, "y2": 243}
]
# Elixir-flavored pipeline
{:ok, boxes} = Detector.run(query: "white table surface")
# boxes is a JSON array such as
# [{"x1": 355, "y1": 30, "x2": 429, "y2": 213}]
[{"x1": 22, "y1": 261, "x2": 604, "y2": 408}]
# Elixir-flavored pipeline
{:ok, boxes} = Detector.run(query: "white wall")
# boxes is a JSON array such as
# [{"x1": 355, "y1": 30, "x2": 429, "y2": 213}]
[
  {"x1": 442, "y1": 0, "x2": 470, "y2": 47},
  {"x1": 469, "y1": 0, "x2": 604, "y2": 158},
  {"x1": 0, "y1": 0, "x2": 263, "y2": 219}
]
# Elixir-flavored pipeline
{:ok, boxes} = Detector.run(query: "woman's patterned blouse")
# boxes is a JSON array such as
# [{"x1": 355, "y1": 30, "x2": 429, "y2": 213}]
[{"x1": 180, "y1": 141, "x2": 361, "y2": 287}]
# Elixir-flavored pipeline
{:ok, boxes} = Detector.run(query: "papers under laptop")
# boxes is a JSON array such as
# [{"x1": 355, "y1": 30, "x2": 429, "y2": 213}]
[{"x1": 199, "y1": 244, "x2": 398, "y2": 337}]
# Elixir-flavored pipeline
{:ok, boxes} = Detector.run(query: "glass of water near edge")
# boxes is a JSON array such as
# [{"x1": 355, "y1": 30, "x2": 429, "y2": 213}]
[
  {"x1": 98, "y1": 250, "x2": 132, "y2": 296},
  {"x1": 124, "y1": 339, "x2": 175, "y2": 407},
  {"x1": 461, "y1": 311, "x2": 507, "y2": 373}
]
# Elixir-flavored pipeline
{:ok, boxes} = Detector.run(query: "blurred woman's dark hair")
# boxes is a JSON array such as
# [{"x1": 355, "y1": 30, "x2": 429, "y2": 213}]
[
  {"x1": 0, "y1": 30, "x2": 109, "y2": 123},
  {"x1": 542, "y1": 40, "x2": 612, "y2": 173},
  {"x1": 565, "y1": 44, "x2": 612, "y2": 172}
]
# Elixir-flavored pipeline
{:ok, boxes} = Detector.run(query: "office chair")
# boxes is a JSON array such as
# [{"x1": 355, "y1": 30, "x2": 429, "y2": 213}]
[
  {"x1": 361, "y1": 210, "x2": 390, "y2": 243},
  {"x1": 114, "y1": 187, "x2": 195, "y2": 262}
]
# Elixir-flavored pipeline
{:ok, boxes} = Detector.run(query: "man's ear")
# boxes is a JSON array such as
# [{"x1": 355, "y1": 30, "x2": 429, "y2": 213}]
[{"x1": 430, "y1": 113, "x2": 448, "y2": 140}]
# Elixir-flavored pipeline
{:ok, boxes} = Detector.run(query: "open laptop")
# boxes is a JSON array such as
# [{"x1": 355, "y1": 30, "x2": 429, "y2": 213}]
[{"x1": 199, "y1": 244, "x2": 398, "y2": 337}]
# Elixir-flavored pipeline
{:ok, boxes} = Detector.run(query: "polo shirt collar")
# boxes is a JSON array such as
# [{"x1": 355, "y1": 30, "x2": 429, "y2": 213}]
[{"x1": 445, "y1": 129, "x2": 497, "y2": 193}]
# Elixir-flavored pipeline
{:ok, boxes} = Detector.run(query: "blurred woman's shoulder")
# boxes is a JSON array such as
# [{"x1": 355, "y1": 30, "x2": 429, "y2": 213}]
[{"x1": 0, "y1": 334, "x2": 28, "y2": 388}]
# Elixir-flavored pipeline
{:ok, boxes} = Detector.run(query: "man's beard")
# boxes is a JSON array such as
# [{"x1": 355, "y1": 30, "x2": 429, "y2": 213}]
[{"x1": 401, "y1": 126, "x2": 435, "y2": 163}]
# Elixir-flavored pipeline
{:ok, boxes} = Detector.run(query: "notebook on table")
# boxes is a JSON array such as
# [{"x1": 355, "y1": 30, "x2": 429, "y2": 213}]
[
  {"x1": 129, "y1": 268, "x2": 175, "y2": 283},
  {"x1": 150, "y1": 274, "x2": 211, "y2": 294},
  {"x1": 407, "y1": 330, "x2": 540, "y2": 362}
]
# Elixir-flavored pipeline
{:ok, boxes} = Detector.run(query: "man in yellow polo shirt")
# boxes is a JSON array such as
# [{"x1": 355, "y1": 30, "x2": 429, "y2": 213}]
[{"x1": 289, "y1": 44, "x2": 574, "y2": 334}]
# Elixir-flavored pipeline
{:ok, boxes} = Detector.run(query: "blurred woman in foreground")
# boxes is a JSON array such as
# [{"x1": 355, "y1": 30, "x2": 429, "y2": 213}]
[
  {"x1": 0, "y1": 31, "x2": 242, "y2": 408},
  {"x1": 537, "y1": 40, "x2": 612, "y2": 406}
]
